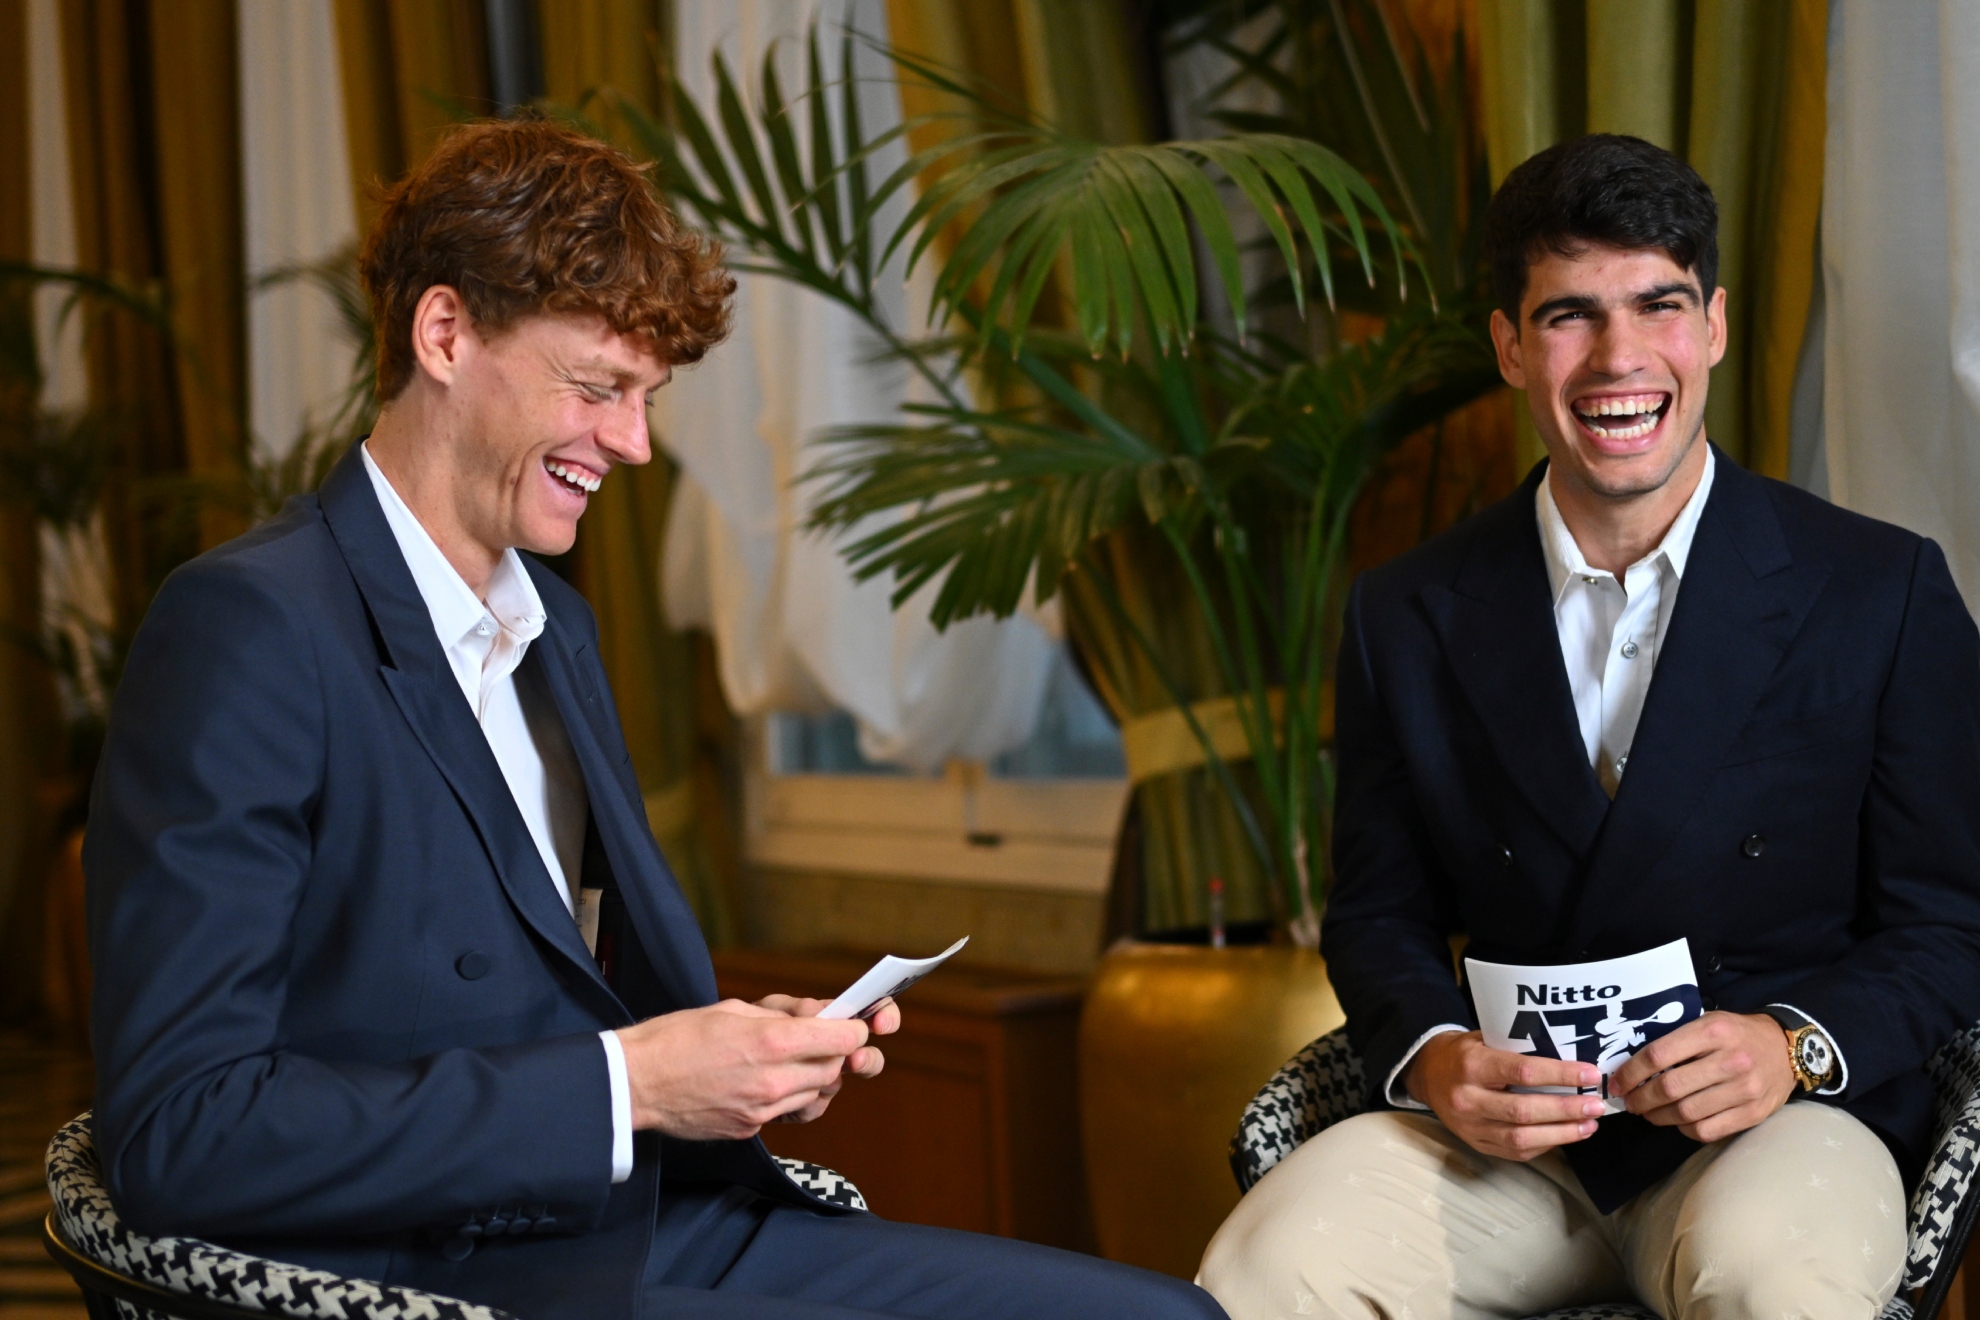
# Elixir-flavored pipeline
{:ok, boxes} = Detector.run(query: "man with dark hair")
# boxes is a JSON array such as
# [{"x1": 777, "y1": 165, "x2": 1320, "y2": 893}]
[
  {"x1": 85, "y1": 118, "x2": 1224, "y2": 1320},
  {"x1": 1200, "y1": 133, "x2": 1980, "y2": 1319}
]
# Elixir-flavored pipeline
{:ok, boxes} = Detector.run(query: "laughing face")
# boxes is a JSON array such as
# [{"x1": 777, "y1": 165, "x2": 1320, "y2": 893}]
[
  {"x1": 446, "y1": 311, "x2": 669, "y2": 560},
  {"x1": 1489, "y1": 243, "x2": 1726, "y2": 506}
]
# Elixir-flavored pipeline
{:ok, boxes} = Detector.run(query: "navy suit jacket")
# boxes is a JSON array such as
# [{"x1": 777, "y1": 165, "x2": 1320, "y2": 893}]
[
  {"x1": 1323, "y1": 449, "x2": 1980, "y2": 1210},
  {"x1": 85, "y1": 443, "x2": 836, "y2": 1320}
]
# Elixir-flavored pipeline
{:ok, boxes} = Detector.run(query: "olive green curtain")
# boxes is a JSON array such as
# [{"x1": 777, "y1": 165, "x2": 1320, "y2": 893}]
[
  {"x1": 61, "y1": 0, "x2": 249, "y2": 596},
  {"x1": 543, "y1": 0, "x2": 741, "y2": 946},
  {"x1": 0, "y1": 0, "x2": 64, "y2": 1021},
  {"x1": 0, "y1": 0, "x2": 245, "y2": 1022},
  {"x1": 332, "y1": 0, "x2": 491, "y2": 232},
  {"x1": 1477, "y1": 0, "x2": 1827, "y2": 479}
]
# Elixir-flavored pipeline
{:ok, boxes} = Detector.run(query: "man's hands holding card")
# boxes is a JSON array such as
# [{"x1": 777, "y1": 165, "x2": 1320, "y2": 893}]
[
  {"x1": 1406, "y1": 1031, "x2": 1604, "y2": 1161},
  {"x1": 615, "y1": 996, "x2": 901, "y2": 1141},
  {"x1": 1609, "y1": 1009, "x2": 1798, "y2": 1142},
  {"x1": 1408, "y1": 1010, "x2": 1800, "y2": 1161}
]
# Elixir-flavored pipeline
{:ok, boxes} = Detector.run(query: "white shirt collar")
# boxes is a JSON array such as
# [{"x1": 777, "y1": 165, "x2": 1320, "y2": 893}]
[
  {"x1": 360, "y1": 441, "x2": 547, "y2": 655},
  {"x1": 1537, "y1": 445, "x2": 1716, "y2": 601}
]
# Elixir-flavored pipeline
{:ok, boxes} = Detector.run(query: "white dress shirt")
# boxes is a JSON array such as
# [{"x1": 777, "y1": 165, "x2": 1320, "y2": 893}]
[
  {"x1": 1383, "y1": 450, "x2": 1845, "y2": 1106},
  {"x1": 362, "y1": 444, "x2": 635, "y2": 1180}
]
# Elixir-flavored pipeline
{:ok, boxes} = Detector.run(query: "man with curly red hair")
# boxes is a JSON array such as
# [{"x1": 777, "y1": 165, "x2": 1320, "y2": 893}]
[{"x1": 83, "y1": 118, "x2": 1223, "y2": 1320}]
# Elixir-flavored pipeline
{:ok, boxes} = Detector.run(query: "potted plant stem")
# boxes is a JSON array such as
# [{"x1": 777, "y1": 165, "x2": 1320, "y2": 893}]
[{"x1": 582, "y1": 3, "x2": 1502, "y2": 1271}]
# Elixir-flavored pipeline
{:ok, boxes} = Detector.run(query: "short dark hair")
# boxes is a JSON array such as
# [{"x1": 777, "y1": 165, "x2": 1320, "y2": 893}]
[
  {"x1": 360, "y1": 117, "x2": 735, "y2": 400},
  {"x1": 1483, "y1": 134, "x2": 1719, "y2": 322}
]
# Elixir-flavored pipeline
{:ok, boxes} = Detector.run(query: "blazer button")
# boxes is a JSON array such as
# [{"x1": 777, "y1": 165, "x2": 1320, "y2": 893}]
[
  {"x1": 1706, "y1": 955, "x2": 1723, "y2": 974},
  {"x1": 441, "y1": 1235, "x2": 475, "y2": 1262},
  {"x1": 456, "y1": 951, "x2": 492, "y2": 980},
  {"x1": 1490, "y1": 845, "x2": 1513, "y2": 869},
  {"x1": 1740, "y1": 834, "x2": 1766, "y2": 859}
]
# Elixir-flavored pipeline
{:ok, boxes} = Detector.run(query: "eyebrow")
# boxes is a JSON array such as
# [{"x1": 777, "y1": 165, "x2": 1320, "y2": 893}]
[
  {"x1": 565, "y1": 356, "x2": 669, "y2": 391},
  {"x1": 1528, "y1": 281, "x2": 1702, "y2": 325}
]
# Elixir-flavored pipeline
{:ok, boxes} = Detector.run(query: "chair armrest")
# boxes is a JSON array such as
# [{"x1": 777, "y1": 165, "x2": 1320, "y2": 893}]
[{"x1": 1229, "y1": 1027, "x2": 1367, "y2": 1194}]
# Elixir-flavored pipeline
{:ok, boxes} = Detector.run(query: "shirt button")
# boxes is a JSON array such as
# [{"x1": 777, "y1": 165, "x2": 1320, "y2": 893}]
[
  {"x1": 1741, "y1": 833, "x2": 1766, "y2": 859},
  {"x1": 475, "y1": 621, "x2": 493, "y2": 637},
  {"x1": 1620, "y1": 640, "x2": 1639, "y2": 659},
  {"x1": 1581, "y1": 575, "x2": 1598, "y2": 585}
]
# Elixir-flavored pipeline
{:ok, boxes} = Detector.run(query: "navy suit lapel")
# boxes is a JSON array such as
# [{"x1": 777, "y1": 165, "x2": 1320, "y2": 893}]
[
  {"x1": 527, "y1": 603, "x2": 719, "y2": 1011},
  {"x1": 315, "y1": 444, "x2": 622, "y2": 1013},
  {"x1": 1566, "y1": 452, "x2": 1831, "y2": 945},
  {"x1": 1422, "y1": 464, "x2": 1611, "y2": 859}
]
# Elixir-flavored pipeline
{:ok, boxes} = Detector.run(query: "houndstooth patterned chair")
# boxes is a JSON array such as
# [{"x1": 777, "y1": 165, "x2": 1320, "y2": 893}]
[
  {"x1": 42, "y1": 1112, "x2": 865, "y2": 1320},
  {"x1": 1229, "y1": 1025, "x2": 1980, "y2": 1320}
]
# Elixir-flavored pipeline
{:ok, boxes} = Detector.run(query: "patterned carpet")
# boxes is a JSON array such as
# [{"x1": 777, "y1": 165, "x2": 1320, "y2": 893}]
[{"x1": 0, "y1": 1035, "x2": 91, "y2": 1320}]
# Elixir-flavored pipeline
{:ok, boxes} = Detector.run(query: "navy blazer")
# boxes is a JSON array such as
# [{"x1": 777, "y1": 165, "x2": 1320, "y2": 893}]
[
  {"x1": 1323, "y1": 448, "x2": 1980, "y2": 1210},
  {"x1": 85, "y1": 443, "x2": 836, "y2": 1320}
]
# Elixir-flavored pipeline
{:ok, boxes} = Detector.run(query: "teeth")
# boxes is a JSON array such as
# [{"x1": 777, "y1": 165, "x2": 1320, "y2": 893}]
[
  {"x1": 1576, "y1": 395, "x2": 1664, "y2": 418},
  {"x1": 545, "y1": 460, "x2": 601, "y2": 493},
  {"x1": 1585, "y1": 412, "x2": 1660, "y2": 439}
]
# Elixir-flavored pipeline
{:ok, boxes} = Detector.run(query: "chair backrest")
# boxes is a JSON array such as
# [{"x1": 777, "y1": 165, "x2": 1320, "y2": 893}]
[
  {"x1": 44, "y1": 1114, "x2": 514, "y2": 1320},
  {"x1": 1905, "y1": 1026, "x2": 1980, "y2": 1305},
  {"x1": 1228, "y1": 1028, "x2": 1365, "y2": 1193}
]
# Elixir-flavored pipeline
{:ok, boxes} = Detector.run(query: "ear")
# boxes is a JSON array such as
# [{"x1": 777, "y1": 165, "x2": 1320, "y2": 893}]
[
  {"x1": 1490, "y1": 308, "x2": 1527, "y2": 389},
  {"x1": 1705, "y1": 285, "x2": 1728, "y2": 369},
  {"x1": 408, "y1": 285, "x2": 475, "y2": 388}
]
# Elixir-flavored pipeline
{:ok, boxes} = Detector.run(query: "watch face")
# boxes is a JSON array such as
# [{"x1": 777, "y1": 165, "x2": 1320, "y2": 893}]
[{"x1": 1799, "y1": 1031, "x2": 1835, "y2": 1080}]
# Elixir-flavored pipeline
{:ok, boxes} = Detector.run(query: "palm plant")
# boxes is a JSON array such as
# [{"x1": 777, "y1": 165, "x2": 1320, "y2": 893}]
[{"x1": 598, "y1": 9, "x2": 1500, "y2": 940}]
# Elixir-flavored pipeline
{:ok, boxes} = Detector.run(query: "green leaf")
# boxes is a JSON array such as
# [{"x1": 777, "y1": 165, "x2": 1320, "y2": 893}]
[
  {"x1": 665, "y1": 78, "x2": 745, "y2": 218},
  {"x1": 759, "y1": 46, "x2": 816, "y2": 259},
  {"x1": 840, "y1": 31, "x2": 872, "y2": 292},
  {"x1": 714, "y1": 54, "x2": 784, "y2": 243},
  {"x1": 806, "y1": 27, "x2": 847, "y2": 262}
]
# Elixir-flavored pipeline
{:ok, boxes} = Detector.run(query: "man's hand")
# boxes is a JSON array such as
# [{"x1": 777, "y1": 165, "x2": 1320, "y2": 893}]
[
  {"x1": 751, "y1": 994, "x2": 900, "y2": 1124},
  {"x1": 614, "y1": 993, "x2": 899, "y2": 1141},
  {"x1": 1406, "y1": 1030, "x2": 1603, "y2": 1161},
  {"x1": 1609, "y1": 1010, "x2": 1797, "y2": 1142}
]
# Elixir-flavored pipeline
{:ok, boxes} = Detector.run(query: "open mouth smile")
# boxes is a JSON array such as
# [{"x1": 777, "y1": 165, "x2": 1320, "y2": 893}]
[
  {"x1": 544, "y1": 458, "x2": 602, "y2": 496},
  {"x1": 1571, "y1": 392, "x2": 1670, "y2": 444}
]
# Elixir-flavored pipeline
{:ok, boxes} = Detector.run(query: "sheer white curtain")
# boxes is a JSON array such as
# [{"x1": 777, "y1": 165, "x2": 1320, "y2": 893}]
[
  {"x1": 1822, "y1": 0, "x2": 1980, "y2": 610},
  {"x1": 655, "y1": 0, "x2": 1059, "y2": 773},
  {"x1": 235, "y1": 0, "x2": 360, "y2": 461}
]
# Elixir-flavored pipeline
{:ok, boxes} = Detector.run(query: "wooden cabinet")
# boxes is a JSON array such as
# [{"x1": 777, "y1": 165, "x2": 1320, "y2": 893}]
[{"x1": 711, "y1": 948, "x2": 1094, "y2": 1252}]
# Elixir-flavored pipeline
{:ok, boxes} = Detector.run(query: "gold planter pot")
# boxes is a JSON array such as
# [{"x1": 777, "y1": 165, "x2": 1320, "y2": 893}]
[{"x1": 1078, "y1": 941, "x2": 1345, "y2": 1278}]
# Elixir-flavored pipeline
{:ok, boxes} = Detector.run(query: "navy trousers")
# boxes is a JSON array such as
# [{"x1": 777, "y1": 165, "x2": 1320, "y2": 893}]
[{"x1": 641, "y1": 1184, "x2": 1227, "y2": 1319}]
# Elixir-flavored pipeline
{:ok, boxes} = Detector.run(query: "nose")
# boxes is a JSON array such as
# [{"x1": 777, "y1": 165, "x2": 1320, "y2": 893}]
[
  {"x1": 598, "y1": 390, "x2": 653, "y2": 466},
  {"x1": 1585, "y1": 313, "x2": 1649, "y2": 380}
]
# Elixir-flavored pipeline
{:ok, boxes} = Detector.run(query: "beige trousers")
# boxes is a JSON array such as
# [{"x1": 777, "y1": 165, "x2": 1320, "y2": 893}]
[{"x1": 1198, "y1": 1104, "x2": 1906, "y2": 1320}]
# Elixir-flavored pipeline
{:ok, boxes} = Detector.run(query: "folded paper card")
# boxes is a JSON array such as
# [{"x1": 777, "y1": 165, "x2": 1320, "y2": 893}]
[
  {"x1": 1464, "y1": 938, "x2": 1703, "y2": 1114},
  {"x1": 818, "y1": 937, "x2": 970, "y2": 1021}
]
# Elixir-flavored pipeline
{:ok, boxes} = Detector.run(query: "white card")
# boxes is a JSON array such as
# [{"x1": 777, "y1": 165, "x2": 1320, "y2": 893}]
[
  {"x1": 1464, "y1": 938, "x2": 1702, "y2": 1114},
  {"x1": 817, "y1": 937, "x2": 970, "y2": 1021}
]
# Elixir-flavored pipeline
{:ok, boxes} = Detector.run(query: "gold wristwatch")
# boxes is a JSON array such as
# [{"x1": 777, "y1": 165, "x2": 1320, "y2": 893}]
[{"x1": 1783, "y1": 1022, "x2": 1838, "y2": 1093}]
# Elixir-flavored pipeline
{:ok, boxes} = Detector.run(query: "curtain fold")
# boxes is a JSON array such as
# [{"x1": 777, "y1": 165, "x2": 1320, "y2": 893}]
[
  {"x1": 331, "y1": 0, "x2": 491, "y2": 231},
  {"x1": 543, "y1": 0, "x2": 740, "y2": 945},
  {"x1": 1477, "y1": 0, "x2": 1825, "y2": 481},
  {"x1": 1821, "y1": 0, "x2": 1980, "y2": 608},
  {"x1": 60, "y1": 0, "x2": 249, "y2": 603},
  {"x1": 0, "y1": 0, "x2": 64, "y2": 1021}
]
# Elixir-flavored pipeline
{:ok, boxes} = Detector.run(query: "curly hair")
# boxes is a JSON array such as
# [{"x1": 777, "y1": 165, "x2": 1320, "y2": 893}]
[{"x1": 359, "y1": 117, "x2": 735, "y2": 400}]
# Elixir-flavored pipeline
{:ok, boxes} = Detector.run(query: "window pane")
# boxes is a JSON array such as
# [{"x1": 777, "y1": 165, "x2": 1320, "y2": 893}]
[
  {"x1": 989, "y1": 646, "x2": 1125, "y2": 779},
  {"x1": 770, "y1": 708, "x2": 909, "y2": 776},
  {"x1": 767, "y1": 645, "x2": 1126, "y2": 779}
]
